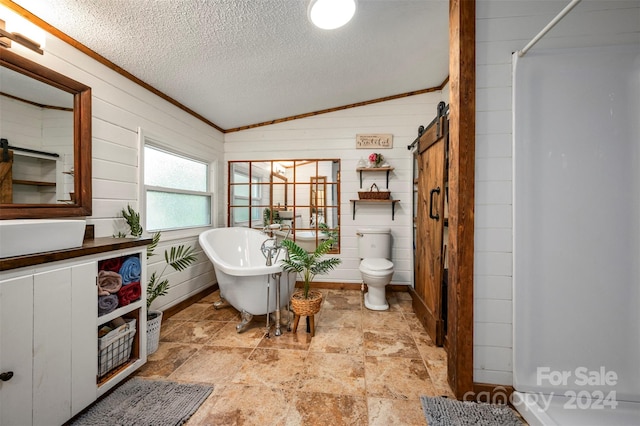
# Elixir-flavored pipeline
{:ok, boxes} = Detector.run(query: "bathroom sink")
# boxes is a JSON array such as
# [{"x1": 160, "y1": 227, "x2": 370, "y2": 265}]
[
  {"x1": 278, "y1": 210, "x2": 294, "y2": 219},
  {"x1": 0, "y1": 219, "x2": 86, "y2": 258}
]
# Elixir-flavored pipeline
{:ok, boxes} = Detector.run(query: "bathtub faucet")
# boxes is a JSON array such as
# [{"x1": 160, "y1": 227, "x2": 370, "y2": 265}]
[{"x1": 261, "y1": 238, "x2": 278, "y2": 266}]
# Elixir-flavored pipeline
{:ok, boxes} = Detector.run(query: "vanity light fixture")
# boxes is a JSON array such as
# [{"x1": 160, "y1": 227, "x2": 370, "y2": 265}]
[
  {"x1": 0, "y1": 19, "x2": 43, "y2": 55},
  {"x1": 308, "y1": 0, "x2": 356, "y2": 30}
]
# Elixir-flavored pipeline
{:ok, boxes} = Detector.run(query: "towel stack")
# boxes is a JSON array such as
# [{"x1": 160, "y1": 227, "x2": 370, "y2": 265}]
[{"x1": 97, "y1": 255, "x2": 142, "y2": 316}]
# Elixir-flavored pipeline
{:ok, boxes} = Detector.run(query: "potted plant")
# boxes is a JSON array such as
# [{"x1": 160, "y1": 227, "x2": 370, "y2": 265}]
[
  {"x1": 280, "y1": 238, "x2": 341, "y2": 334},
  {"x1": 119, "y1": 205, "x2": 197, "y2": 354}
]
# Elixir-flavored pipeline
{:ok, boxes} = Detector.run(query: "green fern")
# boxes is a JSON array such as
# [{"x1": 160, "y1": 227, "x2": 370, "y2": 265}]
[
  {"x1": 146, "y1": 271, "x2": 170, "y2": 308},
  {"x1": 115, "y1": 205, "x2": 197, "y2": 310},
  {"x1": 280, "y1": 238, "x2": 341, "y2": 299},
  {"x1": 121, "y1": 205, "x2": 143, "y2": 237},
  {"x1": 146, "y1": 231, "x2": 160, "y2": 259}
]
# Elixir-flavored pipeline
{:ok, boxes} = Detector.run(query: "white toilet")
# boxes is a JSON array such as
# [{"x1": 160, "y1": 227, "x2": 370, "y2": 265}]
[{"x1": 358, "y1": 228, "x2": 394, "y2": 311}]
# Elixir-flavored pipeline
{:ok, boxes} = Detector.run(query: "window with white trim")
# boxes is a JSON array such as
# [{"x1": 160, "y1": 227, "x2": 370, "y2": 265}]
[{"x1": 143, "y1": 144, "x2": 212, "y2": 231}]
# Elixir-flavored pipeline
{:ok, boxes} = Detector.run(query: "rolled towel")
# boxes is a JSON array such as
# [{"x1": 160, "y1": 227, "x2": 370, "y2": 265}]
[
  {"x1": 98, "y1": 257, "x2": 123, "y2": 273},
  {"x1": 98, "y1": 294, "x2": 119, "y2": 316},
  {"x1": 117, "y1": 281, "x2": 141, "y2": 306},
  {"x1": 119, "y1": 256, "x2": 141, "y2": 285},
  {"x1": 98, "y1": 270, "x2": 122, "y2": 296}
]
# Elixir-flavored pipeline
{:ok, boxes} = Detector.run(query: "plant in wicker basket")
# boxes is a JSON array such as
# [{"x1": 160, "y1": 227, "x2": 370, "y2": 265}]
[{"x1": 280, "y1": 238, "x2": 341, "y2": 315}]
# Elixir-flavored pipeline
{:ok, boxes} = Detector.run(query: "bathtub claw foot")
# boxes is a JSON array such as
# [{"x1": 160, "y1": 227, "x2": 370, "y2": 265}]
[
  {"x1": 213, "y1": 297, "x2": 228, "y2": 310},
  {"x1": 236, "y1": 310, "x2": 253, "y2": 333}
]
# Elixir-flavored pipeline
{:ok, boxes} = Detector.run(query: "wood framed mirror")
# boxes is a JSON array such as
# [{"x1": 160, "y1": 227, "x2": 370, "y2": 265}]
[{"x1": 0, "y1": 48, "x2": 91, "y2": 219}]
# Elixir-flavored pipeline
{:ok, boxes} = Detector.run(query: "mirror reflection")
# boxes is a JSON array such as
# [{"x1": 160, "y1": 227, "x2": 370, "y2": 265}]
[
  {"x1": 229, "y1": 159, "x2": 341, "y2": 252},
  {"x1": 0, "y1": 48, "x2": 92, "y2": 219},
  {"x1": 0, "y1": 65, "x2": 74, "y2": 204}
]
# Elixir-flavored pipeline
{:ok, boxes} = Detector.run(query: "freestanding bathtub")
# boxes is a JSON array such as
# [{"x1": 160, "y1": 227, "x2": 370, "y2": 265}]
[{"x1": 199, "y1": 227, "x2": 296, "y2": 333}]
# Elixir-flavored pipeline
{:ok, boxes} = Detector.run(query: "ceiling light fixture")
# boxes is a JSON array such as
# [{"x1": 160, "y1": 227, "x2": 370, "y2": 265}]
[
  {"x1": 0, "y1": 19, "x2": 43, "y2": 55},
  {"x1": 308, "y1": 0, "x2": 357, "y2": 30}
]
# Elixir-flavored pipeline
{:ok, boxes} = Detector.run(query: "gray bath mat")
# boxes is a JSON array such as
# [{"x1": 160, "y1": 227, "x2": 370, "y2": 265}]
[
  {"x1": 421, "y1": 396, "x2": 524, "y2": 426},
  {"x1": 70, "y1": 377, "x2": 213, "y2": 426}
]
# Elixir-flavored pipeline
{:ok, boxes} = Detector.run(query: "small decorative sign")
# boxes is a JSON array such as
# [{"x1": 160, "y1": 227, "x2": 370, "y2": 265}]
[{"x1": 356, "y1": 134, "x2": 393, "y2": 149}]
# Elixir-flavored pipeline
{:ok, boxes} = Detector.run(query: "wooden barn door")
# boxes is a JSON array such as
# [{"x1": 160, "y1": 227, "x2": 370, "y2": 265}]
[{"x1": 414, "y1": 113, "x2": 448, "y2": 346}]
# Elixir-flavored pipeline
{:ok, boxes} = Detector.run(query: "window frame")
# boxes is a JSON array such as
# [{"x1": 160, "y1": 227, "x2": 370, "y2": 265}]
[
  {"x1": 227, "y1": 159, "x2": 341, "y2": 253},
  {"x1": 140, "y1": 130, "x2": 215, "y2": 237}
]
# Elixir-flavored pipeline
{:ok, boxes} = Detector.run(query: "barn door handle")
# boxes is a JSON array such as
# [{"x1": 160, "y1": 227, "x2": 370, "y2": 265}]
[
  {"x1": 429, "y1": 187, "x2": 440, "y2": 220},
  {"x1": 0, "y1": 371, "x2": 13, "y2": 381}
]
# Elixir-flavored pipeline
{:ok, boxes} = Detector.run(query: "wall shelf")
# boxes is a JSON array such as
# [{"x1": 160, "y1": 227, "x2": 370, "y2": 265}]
[
  {"x1": 350, "y1": 199, "x2": 400, "y2": 220},
  {"x1": 356, "y1": 167, "x2": 394, "y2": 188}
]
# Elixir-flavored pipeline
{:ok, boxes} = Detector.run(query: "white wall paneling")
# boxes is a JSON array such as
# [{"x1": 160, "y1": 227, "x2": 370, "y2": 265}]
[
  {"x1": 9, "y1": 18, "x2": 226, "y2": 309},
  {"x1": 475, "y1": 0, "x2": 640, "y2": 387},
  {"x1": 225, "y1": 93, "x2": 445, "y2": 286}
]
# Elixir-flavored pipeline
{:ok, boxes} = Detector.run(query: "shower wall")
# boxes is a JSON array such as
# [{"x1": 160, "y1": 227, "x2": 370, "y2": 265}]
[{"x1": 513, "y1": 45, "x2": 640, "y2": 402}]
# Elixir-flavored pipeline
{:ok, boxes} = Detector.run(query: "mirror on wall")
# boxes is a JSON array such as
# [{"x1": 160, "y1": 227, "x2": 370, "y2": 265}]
[
  {"x1": 0, "y1": 48, "x2": 92, "y2": 219},
  {"x1": 228, "y1": 159, "x2": 341, "y2": 252}
]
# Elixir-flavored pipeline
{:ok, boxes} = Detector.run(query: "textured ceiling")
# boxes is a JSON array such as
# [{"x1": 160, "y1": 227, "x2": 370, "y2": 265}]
[{"x1": 13, "y1": 0, "x2": 449, "y2": 130}]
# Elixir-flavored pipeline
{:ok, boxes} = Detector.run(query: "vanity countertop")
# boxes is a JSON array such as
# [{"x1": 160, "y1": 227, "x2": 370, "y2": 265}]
[{"x1": 0, "y1": 237, "x2": 153, "y2": 272}]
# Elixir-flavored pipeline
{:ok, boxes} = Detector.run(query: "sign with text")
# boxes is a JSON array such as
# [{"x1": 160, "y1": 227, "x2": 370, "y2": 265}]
[{"x1": 356, "y1": 134, "x2": 393, "y2": 149}]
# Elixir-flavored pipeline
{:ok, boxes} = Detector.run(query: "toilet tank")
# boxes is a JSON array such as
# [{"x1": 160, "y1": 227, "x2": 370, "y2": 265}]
[{"x1": 357, "y1": 228, "x2": 391, "y2": 259}]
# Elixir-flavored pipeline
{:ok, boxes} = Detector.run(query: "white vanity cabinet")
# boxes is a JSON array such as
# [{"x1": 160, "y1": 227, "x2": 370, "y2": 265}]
[{"x1": 0, "y1": 244, "x2": 148, "y2": 425}]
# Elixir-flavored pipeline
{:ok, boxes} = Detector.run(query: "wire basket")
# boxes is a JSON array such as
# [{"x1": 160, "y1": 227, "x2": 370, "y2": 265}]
[
  {"x1": 98, "y1": 318, "x2": 136, "y2": 377},
  {"x1": 358, "y1": 183, "x2": 390, "y2": 200}
]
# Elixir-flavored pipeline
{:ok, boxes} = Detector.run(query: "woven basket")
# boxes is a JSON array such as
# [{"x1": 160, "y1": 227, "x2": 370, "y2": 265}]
[
  {"x1": 358, "y1": 183, "x2": 390, "y2": 200},
  {"x1": 290, "y1": 290, "x2": 323, "y2": 316}
]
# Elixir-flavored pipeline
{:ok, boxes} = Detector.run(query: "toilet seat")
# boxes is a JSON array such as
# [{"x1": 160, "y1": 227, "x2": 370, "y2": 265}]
[{"x1": 359, "y1": 258, "x2": 394, "y2": 276}]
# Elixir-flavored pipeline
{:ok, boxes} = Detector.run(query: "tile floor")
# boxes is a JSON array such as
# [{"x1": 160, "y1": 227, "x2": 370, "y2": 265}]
[{"x1": 134, "y1": 288, "x2": 454, "y2": 425}]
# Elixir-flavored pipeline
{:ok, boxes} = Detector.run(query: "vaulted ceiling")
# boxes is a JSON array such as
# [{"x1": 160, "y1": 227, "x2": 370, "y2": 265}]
[{"x1": 12, "y1": 0, "x2": 449, "y2": 131}]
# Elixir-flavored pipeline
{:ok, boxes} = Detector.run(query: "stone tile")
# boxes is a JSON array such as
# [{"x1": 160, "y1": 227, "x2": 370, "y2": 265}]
[
  {"x1": 364, "y1": 329, "x2": 422, "y2": 358},
  {"x1": 186, "y1": 384, "x2": 293, "y2": 426},
  {"x1": 136, "y1": 288, "x2": 455, "y2": 424},
  {"x1": 287, "y1": 392, "x2": 368, "y2": 426},
  {"x1": 160, "y1": 320, "x2": 227, "y2": 344},
  {"x1": 385, "y1": 299, "x2": 404, "y2": 313},
  {"x1": 299, "y1": 352, "x2": 366, "y2": 396},
  {"x1": 258, "y1": 324, "x2": 313, "y2": 351},
  {"x1": 363, "y1": 310, "x2": 411, "y2": 333},
  {"x1": 169, "y1": 303, "x2": 212, "y2": 321},
  {"x1": 393, "y1": 291, "x2": 413, "y2": 301},
  {"x1": 367, "y1": 397, "x2": 427, "y2": 426},
  {"x1": 413, "y1": 331, "x2": 447, "y2": 362},
  {"x1": 135, "y1": 342, "x2": 200, "y2": 378},
  {"x1": 205, "y1": 321, "x2": 266, "y2": 348},
  {"x1": 159, "y1": 319, "x2": 186, "y2": 339},
  {"x1": 317, "y1": 308, "x2": 362, "y2": 329},
  {"x1": 309, "y1": 326, "x2": 364, "y2": 355},
  {"x1": 395, "y1": 298, "x2": 414, "y2": 313},
  {"x1": 403, "y1": 312, "x2": 429, "y2": 334},
  {"x1": 323, "y1": 290, "x2": 363, "y2": 310},
  {"x1": 425, "y1": 357, "x2": 452, "y2": 397},
  {"x1": 198, "y1": 289, "x2": 221, "y2": 304},
  {"x1": 169, "y1": 346, "x2": 253, "y2": 385},
  {"x1": 232, "y1": 348, "x2": 307, "y2": 389},
  {"x1": 199, "y1": 305, "x2": 241, "y2": 322},
  {"x1": 365, "y1": 356, "x2": 436, "y2": 400}
]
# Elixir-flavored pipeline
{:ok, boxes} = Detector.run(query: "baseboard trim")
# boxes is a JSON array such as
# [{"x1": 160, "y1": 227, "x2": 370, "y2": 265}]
[
  {"x1": 467, "y1": 382, "x2": 515, "y2": 405},
  {"x1": 303, "y1": 281, "x2": 362, "y2": 291},
  {"x1": 162, "y1": 284, "x2": 219, "y2": 321},
  {"x1": 303, "y1": 282, "x2": 411, "y2": 292}
]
